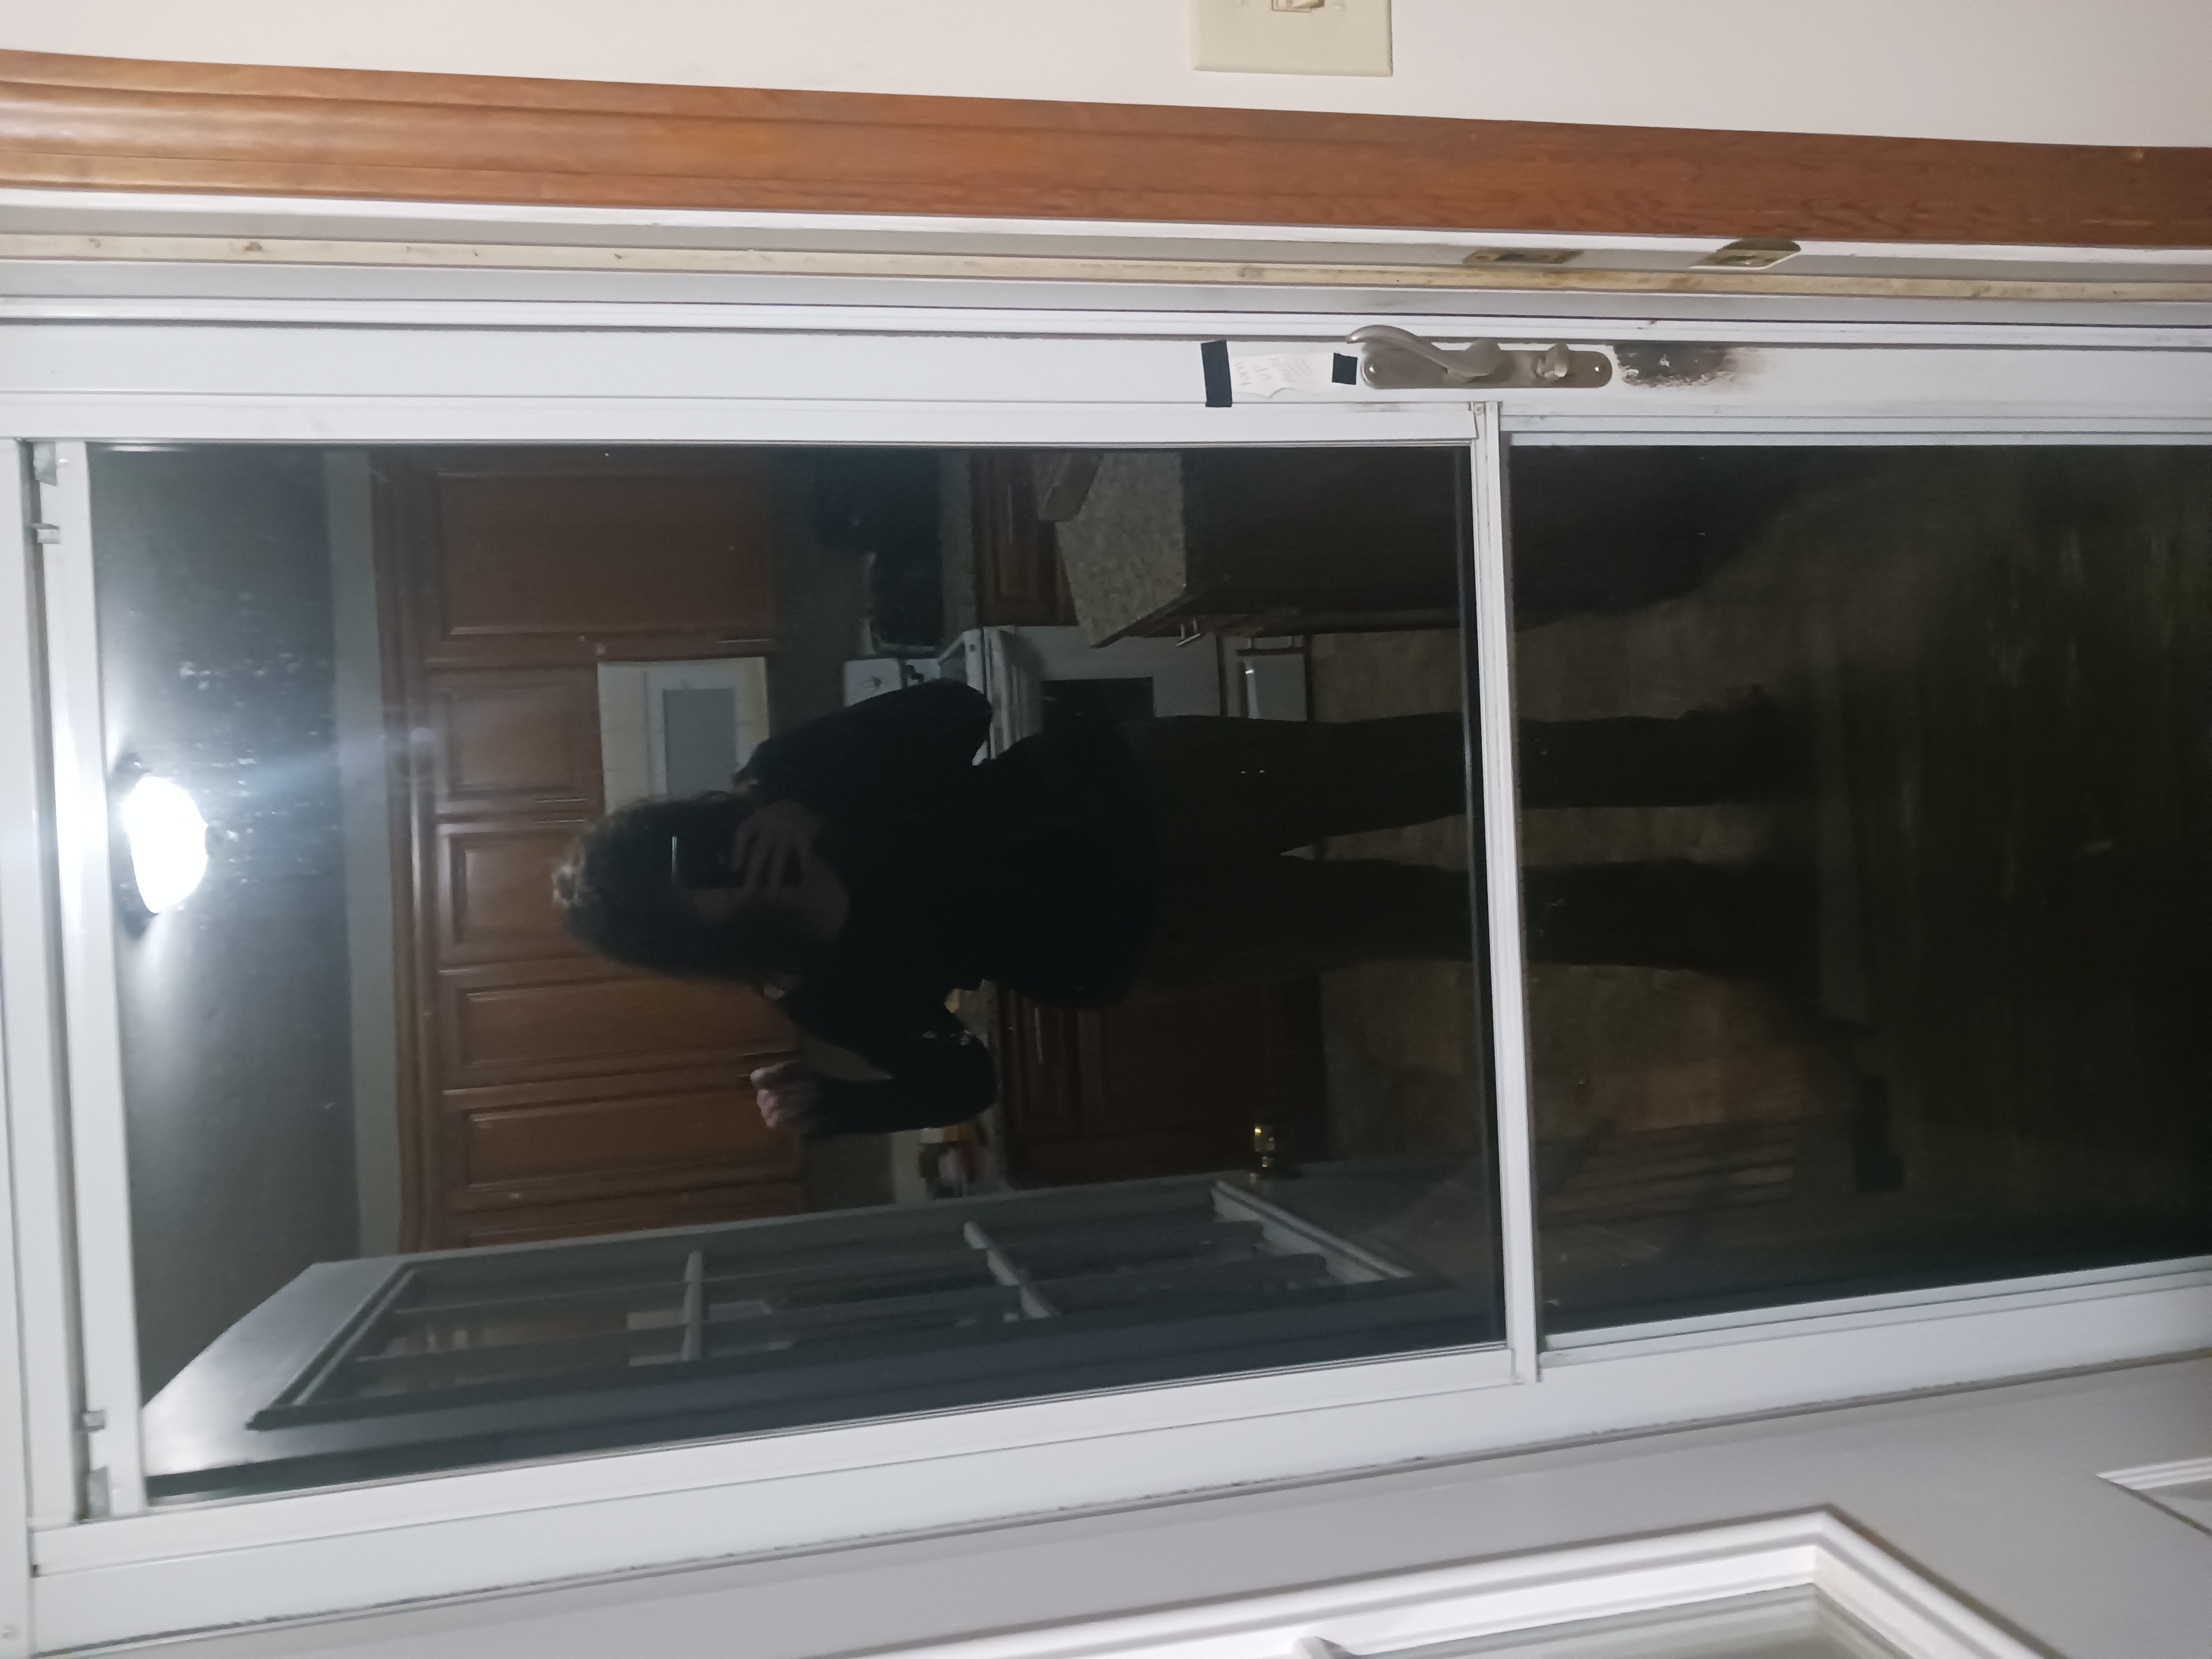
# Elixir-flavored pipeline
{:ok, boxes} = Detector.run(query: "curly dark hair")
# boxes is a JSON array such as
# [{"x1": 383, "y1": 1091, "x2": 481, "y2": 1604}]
[{"x1": 555, "y1": 789, "x2": 824, "y2": 984}]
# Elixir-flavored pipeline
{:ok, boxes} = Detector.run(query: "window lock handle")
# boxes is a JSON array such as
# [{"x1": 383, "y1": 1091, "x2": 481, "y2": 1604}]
[{"x1": 1347, "y1": 324, "x2": 1504, "y2": 384}]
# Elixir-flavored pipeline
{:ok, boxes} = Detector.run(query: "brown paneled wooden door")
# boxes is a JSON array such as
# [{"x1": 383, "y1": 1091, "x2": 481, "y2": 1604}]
[
  {"x1": 996, "y1": 982, "x2": 1327, "y2": 1186},
  {"x1": 379, "y1": 449, "x2": 802, "y2": 1250}
]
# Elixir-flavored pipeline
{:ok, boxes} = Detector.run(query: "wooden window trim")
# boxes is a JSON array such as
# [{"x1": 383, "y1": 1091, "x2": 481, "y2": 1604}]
[{"x1": 2, "y1": 47, "x2": 2208, "y2": 248}]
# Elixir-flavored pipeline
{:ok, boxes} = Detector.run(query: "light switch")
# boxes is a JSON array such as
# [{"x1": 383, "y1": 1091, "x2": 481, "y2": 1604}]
[{"x1": 1191, "y1": 0, "x2": 1392, "y2": 76}]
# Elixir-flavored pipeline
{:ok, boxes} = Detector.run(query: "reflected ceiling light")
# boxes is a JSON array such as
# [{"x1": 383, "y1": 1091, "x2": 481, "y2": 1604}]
[{"x1": 121, "y1": 776, "x2": 209, "y2": 914}]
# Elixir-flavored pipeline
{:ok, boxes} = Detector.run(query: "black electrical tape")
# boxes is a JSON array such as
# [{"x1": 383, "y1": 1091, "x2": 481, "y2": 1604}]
[
  {"x1": 1332, "y1": 352, "x2": 1359, "y2": 385},
  {"x1": 1200, "y1": 339, "x2": 1232, "y2": 407}
]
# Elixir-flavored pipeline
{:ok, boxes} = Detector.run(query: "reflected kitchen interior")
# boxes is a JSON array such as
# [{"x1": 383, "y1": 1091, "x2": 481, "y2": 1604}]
[{"x1": 94, "y1": 442, "x2": 1502, "y2": 1497}]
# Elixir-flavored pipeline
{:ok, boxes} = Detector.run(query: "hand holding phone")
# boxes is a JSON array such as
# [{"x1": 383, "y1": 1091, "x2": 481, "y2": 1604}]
[
  {"x1": 752, "y1": 1060, "x2": 819, "y2": 1135},
  {"x1": 728, "y1": 799, "x2": 825, "y2": 894},
  {"x1": 671, "y1": 799, "x2": 824, "y2": 892}
]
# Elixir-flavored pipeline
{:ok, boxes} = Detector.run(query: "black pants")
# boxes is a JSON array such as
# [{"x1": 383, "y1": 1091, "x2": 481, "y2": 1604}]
[{"x1": 1121, "y1": 708, "x2": 1807, "y2": 994}]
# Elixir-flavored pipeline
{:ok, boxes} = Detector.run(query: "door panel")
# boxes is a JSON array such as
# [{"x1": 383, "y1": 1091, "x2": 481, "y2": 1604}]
[
  {"x1": 426, "y1": 670, "x2": 602, "y2": 816},
  {"x1": 435, "y1": 821, "x2": 591, "y2": 963},
  {"x1": 998, "y1": 995, "x2": 1083, "y2": 1134},
  {"x1": 1088, "y1": 994, "x2": 1280, "y2": 1133},
  {"x1": 1000, "y1": 982, "x2": 1327, "y2": 1185},
  {"x1": 459, "y1": 1086, "x2": 800, "y2": 1188},
  {"x1": 414, "y1": 454, "x2": 777, "y2": 664},
  {"x1": 440, "y1": 965, "x2": 793, "y2": 1086}
]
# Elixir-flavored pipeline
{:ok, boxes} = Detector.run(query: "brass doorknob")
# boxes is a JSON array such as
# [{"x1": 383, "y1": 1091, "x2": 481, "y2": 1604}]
[{"x1": 1250, "y1": 1122, "x2": 1300, "y2": 1180}]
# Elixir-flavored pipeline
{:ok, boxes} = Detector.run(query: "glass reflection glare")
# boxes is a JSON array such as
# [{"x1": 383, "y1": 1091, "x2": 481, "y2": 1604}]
[{"x1": 121, "y1": 775, "x2": 208, "y2": 914}]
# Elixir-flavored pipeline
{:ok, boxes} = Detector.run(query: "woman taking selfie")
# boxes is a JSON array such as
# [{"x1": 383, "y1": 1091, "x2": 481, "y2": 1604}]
[{"x1": 556, "y1": 679, "x2": 1797, "y2": 1138}]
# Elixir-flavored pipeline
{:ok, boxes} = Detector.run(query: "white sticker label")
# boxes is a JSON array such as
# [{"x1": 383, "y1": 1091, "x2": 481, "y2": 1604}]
[{"x1": 1228, "y1": 352, "x2": 1338, "y2": 398}]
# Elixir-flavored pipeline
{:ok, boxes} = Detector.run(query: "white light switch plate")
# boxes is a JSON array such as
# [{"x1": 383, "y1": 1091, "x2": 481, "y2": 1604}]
[{"x1": 1191, "y1": 0, "x2": 1392, "y2": 77}]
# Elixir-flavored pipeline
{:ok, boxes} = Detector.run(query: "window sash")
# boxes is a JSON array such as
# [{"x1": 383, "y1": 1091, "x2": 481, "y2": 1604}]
[{"x1": 4, "y1": 312, "x2": 2212, "y2": 1649}]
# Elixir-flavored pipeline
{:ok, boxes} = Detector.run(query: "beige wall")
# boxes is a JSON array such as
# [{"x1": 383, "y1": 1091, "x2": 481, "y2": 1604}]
[{"x1": 8, "y1": 0, "x2": 2212, "y2": 148}]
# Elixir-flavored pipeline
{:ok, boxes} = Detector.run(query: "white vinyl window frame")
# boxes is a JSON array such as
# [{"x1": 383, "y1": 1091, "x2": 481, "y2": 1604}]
[
  {"x1": 3, "y1": 281, "x2": 2212, "y2": 1652},
  {"x1": 867, "y1": 1510, "x2": 2042, "y2": 1659}
]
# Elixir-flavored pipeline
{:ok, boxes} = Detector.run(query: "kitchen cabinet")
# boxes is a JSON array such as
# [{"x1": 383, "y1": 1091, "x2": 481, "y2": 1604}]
[{"x1": 1056, "y1": 448, "x2": 1463, "y2": 642}]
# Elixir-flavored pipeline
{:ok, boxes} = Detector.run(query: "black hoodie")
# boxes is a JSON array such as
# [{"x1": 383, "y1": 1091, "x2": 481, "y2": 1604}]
[{"x1": 741, "y1": 680, "x2": 1154, "y2": 1135}]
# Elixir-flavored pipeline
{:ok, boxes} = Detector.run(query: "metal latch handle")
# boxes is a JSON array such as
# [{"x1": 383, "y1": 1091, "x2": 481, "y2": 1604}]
[
  {"x1": 1346, "y1": 325, "x2": 1505, "y2": 384},
  {"x1": 1346, "y1": 326, "x2": 1613, "y2": 391}
]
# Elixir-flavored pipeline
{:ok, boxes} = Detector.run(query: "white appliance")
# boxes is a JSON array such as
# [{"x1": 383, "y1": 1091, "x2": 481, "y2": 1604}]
[{"x1": 597, "y1": 657, "x2": 772, "y2": 809}]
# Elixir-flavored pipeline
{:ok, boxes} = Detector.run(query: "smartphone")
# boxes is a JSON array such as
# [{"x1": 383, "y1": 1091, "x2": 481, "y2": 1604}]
[{"x1": 669, "y1": 830, "x2": 742, "y2": 890}]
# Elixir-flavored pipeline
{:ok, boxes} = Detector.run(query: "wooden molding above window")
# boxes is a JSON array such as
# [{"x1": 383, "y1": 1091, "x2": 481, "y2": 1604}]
[{"x1": 2, "y1": 48, "x2": 2210, "y2": 249}]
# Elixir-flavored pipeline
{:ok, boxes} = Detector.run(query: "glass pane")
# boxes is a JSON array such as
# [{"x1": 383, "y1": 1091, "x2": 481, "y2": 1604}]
[
  {"x1": 83, "y1": 442, "x2": 1500, "y2": 1498},
  {"x1": 1507, "y1": 445, "x2": 2212, "y2": 1330}
]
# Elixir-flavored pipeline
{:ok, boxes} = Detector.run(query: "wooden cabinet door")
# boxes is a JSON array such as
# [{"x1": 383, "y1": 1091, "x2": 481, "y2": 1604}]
[
  {"x1": 1173, "y1": 449, "x2": 1462, "y2": 636},
  {"x1": 434, "y1": 960, "x2": 793, "y2": 1090},
  {"x1": 434, "y1": 820, "x2": 595, "y2": 966},
  {"x1": 1051, "y1": 449, "x2": 1462, "y2": 642},
  {"x1": 380, "y1": 449, "x2": 800, "y2": 1250},
  {"x1": 972, "y1": 452, "x2": 1078, "y2": 627},
  {"x1": 388, "y1": 449, "x2": 779, "y2": 668},
  {"x1": 424, "y1": 670, "x2": 602, "y2": 818},
  {"x1": 999, "y1": 981, "x2": 1326, "y2": 1186},
  {"x1": 443, "y1": 1069, "x2": 803, "y2": 1223}
]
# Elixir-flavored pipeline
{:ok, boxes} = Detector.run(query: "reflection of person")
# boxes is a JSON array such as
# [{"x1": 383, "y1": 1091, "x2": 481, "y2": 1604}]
[
  {"x1": 556, "y1": 680, "x2": 1478, "y2": 1138},
  {"x1": 557, "y1": 680, "x2": 1804, "y2": 1140}
]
